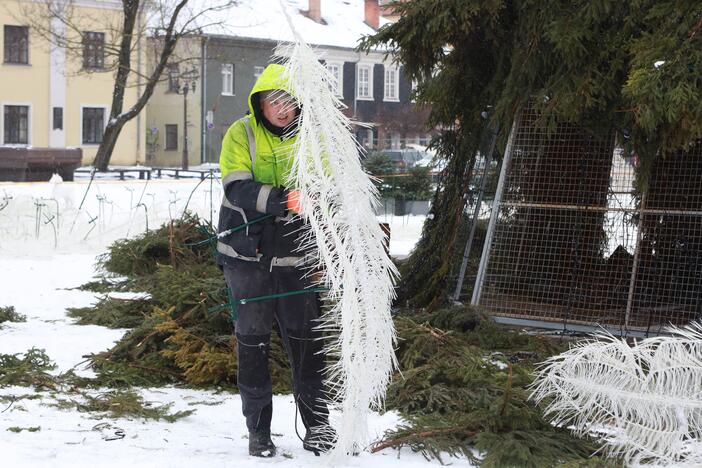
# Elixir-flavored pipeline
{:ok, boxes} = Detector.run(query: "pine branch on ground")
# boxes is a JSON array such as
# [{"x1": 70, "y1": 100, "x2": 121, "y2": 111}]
[
  {"x1": 0, "y1": 306, "x2": 26, "y2": 326},
  {"x1": 0, "y1": 348, "x2": 56, "y2": 390},
  {"x1": 69, "y1": 214, "x2": 293, "y2": 392},
  {"x1": 52, "y1": 389, "x2": 195, "y2": 422},
  {"x1": 0, "y1": 349, "x2": 192, "y2": 423},
  {"x1": 67, "y1": 297, "x2": 152, "y2": 329},
  {"x1": 380, "y1": 312, "x2": 617, "y2": 466}
]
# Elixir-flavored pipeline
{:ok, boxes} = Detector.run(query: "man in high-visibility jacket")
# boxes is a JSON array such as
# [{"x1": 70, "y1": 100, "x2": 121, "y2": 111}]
[{"x1": 217, "y1": 63, "x2": 332, "y2": 457}]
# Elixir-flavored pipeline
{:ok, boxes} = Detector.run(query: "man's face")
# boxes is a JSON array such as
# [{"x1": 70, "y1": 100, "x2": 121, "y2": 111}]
[{"x1": 261, "y1": 91, "x2": 298, "y2": 128}]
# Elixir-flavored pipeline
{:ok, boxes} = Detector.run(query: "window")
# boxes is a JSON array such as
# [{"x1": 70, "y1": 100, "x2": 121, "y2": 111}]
[
  {"x1": 53, "y1": 107, "x2": 63, "y2": 130},
  {"x1": 82, "y1": 31, "x2": 105, "y2": 70},
  {"x1": 82, "y1": 107, "x2": 105, "y2": 144},
  {"x1": 167, "y1": 63, "x2": 179, "y2": 92},
  {"x1": 165, "y1": 124, "x2": 178, "y2": 150},
  {"x1": 221, "y1": 63, "x2": 234, "y2": 95},
  {"x1": 384, "y1": 66, "x2": 399, "y2": 101},
  {"x1": 3, "y1": 105, "x2": 29, "y2": 144},
  {"x1": 254, "y1": 66, "x2": 264, "y2": 79},
  {"x1": 356, "y1": 64, "x2": 373, "y2": 100},
  {"x1": 4, "y1": 26, "x2": 29, "y2": 64},
  {"x1": 326, "y1": 62, "x2": 343, "y2": 97}
]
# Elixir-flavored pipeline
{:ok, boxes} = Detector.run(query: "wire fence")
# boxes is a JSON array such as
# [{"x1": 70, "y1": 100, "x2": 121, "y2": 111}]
[{"x1": 472, "y1": 106, "x2": 702, "y2": 336}]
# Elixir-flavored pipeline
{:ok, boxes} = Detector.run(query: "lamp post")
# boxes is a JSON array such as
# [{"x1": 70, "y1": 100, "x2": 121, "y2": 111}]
[{"x1": 177, "y1": 69, "x2": 198, "y2": 170}]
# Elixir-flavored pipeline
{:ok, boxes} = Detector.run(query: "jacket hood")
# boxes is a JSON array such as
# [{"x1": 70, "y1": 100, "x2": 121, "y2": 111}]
[{"x1": 248, "y1": 63, "x2": 296, "y2": 119}]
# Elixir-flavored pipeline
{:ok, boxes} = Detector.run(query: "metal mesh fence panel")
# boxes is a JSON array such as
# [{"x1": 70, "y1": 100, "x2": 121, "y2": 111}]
[
  {"x1": 629, "y1": 146, "x2": 702, "y2": 331},
  {"x1": 475, "y1": 106, "x2": 702, "y2": 335}
]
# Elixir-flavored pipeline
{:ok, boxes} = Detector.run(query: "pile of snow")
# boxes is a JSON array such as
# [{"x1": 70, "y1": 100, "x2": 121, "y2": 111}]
[
  {"x1": 0, "y1": 178, "x2": 423, "y2": 258},
  {"x1": 0, "y1": 177, "x2": 222, "y2": 256}
]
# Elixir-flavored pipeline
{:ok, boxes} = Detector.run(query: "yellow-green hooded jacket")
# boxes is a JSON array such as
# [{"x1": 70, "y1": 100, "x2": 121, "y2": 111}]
[{"x1": 217, "y1": 64, "x2": 307, "y2": 267}]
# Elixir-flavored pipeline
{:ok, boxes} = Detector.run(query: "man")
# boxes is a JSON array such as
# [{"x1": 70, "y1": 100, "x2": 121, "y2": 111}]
[{"x1": 217, "y1": 63, "x2": 332, "y2": 457}]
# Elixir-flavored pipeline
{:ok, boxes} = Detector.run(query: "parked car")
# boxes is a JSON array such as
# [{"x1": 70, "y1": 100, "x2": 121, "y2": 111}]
[{"x1": 366, "y1": 148, "x2": 427, "y2": 172}]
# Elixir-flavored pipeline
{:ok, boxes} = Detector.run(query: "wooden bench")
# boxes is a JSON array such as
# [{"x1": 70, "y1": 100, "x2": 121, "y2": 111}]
[{"x1": 0, "y1": 147, "x2": 83, "y2": 182}]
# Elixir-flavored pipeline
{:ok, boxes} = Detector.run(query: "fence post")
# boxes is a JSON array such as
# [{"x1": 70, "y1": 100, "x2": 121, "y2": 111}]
[
  {"x1": 624, "y1": 191, "x2": 647, "y2": 331},
  {"x1": 453, "y1": 123, "x2": 499, "y2": 302},
  {"x1": 471, "y1": 117, "x2": 518, "y2": 305}
]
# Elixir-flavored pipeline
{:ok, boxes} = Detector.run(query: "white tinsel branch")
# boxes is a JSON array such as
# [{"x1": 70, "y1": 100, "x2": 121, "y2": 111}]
[
  {"x1": 275, "y1": 6, "x2": 399, "y2": 460},
  {"x1": 530, "y1": 322, "x2": 702, "y2": 466}
]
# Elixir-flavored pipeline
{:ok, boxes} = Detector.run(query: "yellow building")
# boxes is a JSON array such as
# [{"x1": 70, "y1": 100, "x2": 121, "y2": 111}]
[
  {"x1": 145, "y1": 36, "x2": 202, "y2": 168},
  {"x1": 0, "y1": 0, "x2": 145, "y2": 166}
]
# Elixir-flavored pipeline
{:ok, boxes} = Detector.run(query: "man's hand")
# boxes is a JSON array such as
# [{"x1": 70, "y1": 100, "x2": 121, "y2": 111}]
[{"x1": 287, "y1": 190, "x2": 302, "y2": 214}]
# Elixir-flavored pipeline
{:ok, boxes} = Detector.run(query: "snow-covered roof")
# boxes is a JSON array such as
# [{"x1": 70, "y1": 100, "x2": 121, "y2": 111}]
[{"x1": 180, "y1": 0, "x2": 387, "y2": 50}]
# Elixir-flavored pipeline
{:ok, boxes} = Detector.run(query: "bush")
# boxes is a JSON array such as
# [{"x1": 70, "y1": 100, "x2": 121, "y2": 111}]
[
  {"x1": 389, "y1": 165, "x2": 433, "y2": 201},
  {"x1": 362, "y1": 152, "x2": 394, "y2": 176}
]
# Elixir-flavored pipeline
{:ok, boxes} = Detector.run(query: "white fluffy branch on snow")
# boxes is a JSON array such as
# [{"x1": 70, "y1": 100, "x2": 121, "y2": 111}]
[
  {"x1": 274, "y1": 12, "x2": 398, "y2": 460},
  {"x1": 530, "y1": 322, "x2": 702, "y2": 466}
]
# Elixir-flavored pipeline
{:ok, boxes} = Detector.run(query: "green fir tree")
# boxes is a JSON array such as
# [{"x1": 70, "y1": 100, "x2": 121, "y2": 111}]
[{"x1": 360, "y1": 0, "x2": 702, "y2": 308}]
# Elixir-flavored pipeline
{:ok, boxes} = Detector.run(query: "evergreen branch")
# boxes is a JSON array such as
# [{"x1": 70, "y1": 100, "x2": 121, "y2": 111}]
[
  {"x1": 369, "y1": 426, "x2": 477, "y2": 453},
  {"x1": 689, "y1": 14, "x2": 702, "y2": 39},
  {"x1": 499, "y1": 362, "x2": 513, "y2": 417},
  {"x1": 123, "y1": 362, "x2": 182, "y2": 379},
  {"x1": 419, "y1": 322, "x2": 451, "y2": 341}
]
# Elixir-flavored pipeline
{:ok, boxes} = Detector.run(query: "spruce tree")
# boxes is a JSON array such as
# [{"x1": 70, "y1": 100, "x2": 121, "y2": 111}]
[{"x1": 361, "y1": 0, "x2": 702, "y2": 308}]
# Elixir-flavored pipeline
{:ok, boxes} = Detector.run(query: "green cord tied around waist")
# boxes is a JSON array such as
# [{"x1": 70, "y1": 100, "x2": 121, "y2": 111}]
[
  {"x1": 198, "y1": 211, "x2": 327, "y2": 322},
  {"x1": 186, "y1": 213, "x2": 275, "y2": 247},
  {"x1": 209, "y1": 287, "x2": 329, "y2": 323}
]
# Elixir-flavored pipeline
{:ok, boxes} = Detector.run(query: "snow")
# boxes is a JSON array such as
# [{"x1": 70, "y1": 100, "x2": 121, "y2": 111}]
[
  {"x1": 0, "y1": 179, "x2": 469, "y2": 467},
  {"x1": 174, "y1": 0, "x2": 387, "y2": 50},
  {"x1": 0, "y1": 177, "x2": 424, "y2": 258},
  {"x1": 0, "y1": 254, "x2": 122, "y2": 378}
]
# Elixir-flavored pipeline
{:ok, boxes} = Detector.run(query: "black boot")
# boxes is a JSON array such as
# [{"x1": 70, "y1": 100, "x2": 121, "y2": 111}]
[
  {"x1": 303, "y1": 425, "x2": 337, "y2": 455},
  {"x1": 249, "y1": 429, "x2": 276, "y2": 457},
  {"x1": 248, "y1": 404, "x2": 276, "y2": 457}
]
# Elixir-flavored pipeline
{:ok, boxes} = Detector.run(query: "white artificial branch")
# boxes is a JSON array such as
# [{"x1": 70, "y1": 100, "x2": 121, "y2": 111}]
[
  {"x1": 274, "y1": 4, "x2": 398, "y2": 460},
  {"x1": 530, "y1": 322, "x2": 702, "y2": 466}
]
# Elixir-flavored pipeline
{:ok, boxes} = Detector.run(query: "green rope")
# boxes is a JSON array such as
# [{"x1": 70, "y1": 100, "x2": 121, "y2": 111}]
[
  {"x1": 187, "y1": 213, "x2": 274, "y2": 247},
  {"x1": 209, "y1": 287, "x2": 329, "y2": 323},
  {"x1": 200, "y1": 213, "x2": 326, "y2": 322}
]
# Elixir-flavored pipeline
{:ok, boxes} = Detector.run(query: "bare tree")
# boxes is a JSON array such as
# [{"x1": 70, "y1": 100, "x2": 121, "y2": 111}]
[{"x1": 19, "y1": 0, "x2": 236, "y2": 171}]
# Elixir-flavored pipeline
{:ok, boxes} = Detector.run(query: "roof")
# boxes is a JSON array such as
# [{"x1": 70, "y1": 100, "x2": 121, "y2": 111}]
[{"x1": 175, "y1": 0, "x2": 389, "y2": 50}]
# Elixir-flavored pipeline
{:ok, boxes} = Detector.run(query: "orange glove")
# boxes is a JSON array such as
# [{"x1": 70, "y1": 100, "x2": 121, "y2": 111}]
[{"x1": 286, "y1": 190, "x2": 302, "y2": 214}]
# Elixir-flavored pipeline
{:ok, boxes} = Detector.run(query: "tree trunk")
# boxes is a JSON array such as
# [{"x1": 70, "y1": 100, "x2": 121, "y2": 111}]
[
  {"x1": 91, "y1": 0, "x2": 187, "y2": 170},
  {"x1": 94, "y1": 119, "x2": 128, "y2": 171},
  {"x1": 396, "y1": 126, "x2": 483, "y2": 309},
  {"x1": 92, "y1": 0, "x2": 139, "y2": 171}
]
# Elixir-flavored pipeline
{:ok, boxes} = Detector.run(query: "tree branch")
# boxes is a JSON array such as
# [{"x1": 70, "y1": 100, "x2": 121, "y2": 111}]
[{"x1": 369, "y1": 426, "x2": 477, "y2": 453}]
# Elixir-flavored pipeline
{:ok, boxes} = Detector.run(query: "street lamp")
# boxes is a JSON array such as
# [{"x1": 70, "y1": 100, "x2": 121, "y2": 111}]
[{"x1": 176, "y1": 69, "x2": 198, "y2": 170}]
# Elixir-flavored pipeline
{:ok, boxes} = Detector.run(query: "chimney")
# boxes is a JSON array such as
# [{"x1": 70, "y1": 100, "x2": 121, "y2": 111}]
[
  {"x1": 305, "y1": 0, "x2": 322, "y2": 24},
  {"x1": 364, "y1": 0, "x2": 379, "y2": 30}
]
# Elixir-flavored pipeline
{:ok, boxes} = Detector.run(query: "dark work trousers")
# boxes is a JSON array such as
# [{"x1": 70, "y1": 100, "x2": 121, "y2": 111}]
[{"x1": 223, "y1": 260, "x2": 329, "y2": 433}]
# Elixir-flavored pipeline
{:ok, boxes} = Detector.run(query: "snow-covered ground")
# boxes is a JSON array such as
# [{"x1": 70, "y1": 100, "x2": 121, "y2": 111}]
[{"x1": 0, "y1": 178, "x2": 470, "y2": 468}]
